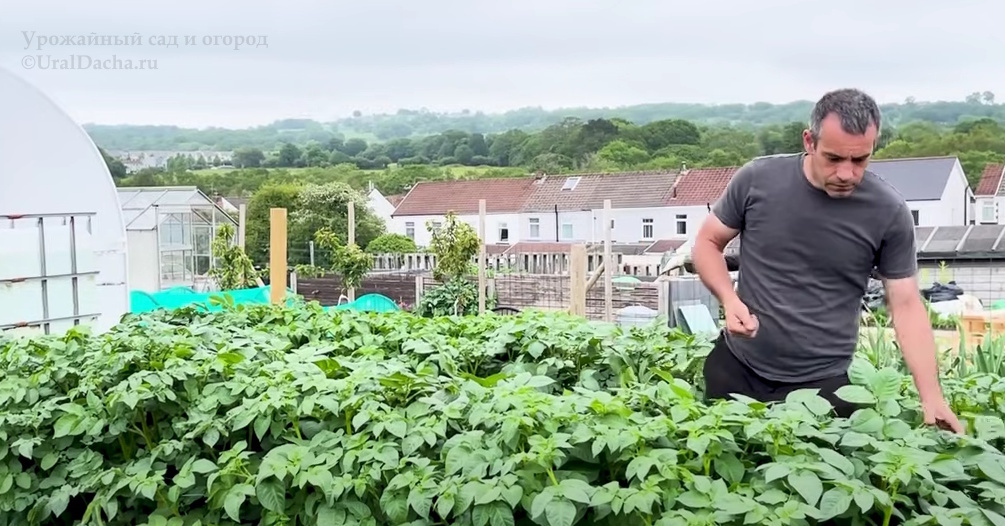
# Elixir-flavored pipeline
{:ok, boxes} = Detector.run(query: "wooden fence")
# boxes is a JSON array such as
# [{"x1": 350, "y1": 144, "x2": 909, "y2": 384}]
[
  {"x1": 296, "y1": 271, "x2": 668, "y2": 321},
  {"x1": 370, "y1": 251, "x2": 615, "y2": 274},
  {"x1": 296, "y1": 273, "x2": 418, "y2": 307}
]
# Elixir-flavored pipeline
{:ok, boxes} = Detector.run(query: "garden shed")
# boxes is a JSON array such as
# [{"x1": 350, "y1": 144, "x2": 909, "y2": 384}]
[
  {"x1": 0, "y1": 67, "x2": 130, "y2": 334},
  {"x1": 117, "y1": 186, "x2": 237, "y2": 292}
]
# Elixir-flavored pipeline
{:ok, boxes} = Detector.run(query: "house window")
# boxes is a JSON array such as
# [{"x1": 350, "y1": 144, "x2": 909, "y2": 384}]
[
  {"x1": 430, "y1": 221, "x2": 442, "y2": 235},
  {"x1": 910, "y1": 210, "x2": 919, "y2": 226},
  {"x1": 642, "y1": 218, "x2": 653, "y2": 239},
  {"x1": 561, "y1": 222, "x2": 573, "y2": 240},
  {"x1": 529, "y1": 218, "x2": 540, "y2": 239},
  {"x1": 981, "y1": 199, "x2": 997, "y2": 224},
  {"x1": 675, "y1": 214, "x2": 687, "y2": 235},
  {"x1": 405, "y1": 222, "x2": 415, "y2": 240},
  {"x1": 499, "y1": 222, "x2": 509, "y2": 243}
]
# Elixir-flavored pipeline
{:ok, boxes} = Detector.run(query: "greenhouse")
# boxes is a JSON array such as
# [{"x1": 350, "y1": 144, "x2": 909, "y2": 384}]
[{"x1": 118, "y1": 186, "x2": 238, "y2": 291}]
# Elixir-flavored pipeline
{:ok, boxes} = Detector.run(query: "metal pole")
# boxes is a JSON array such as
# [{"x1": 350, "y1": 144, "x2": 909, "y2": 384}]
[
  {"x1": 211, "y1": 205, "x2": 217, "y2": 272},
  {"x1": 37, "y1": 217, "x2": 49, "y2": 334},
  {"x1": 70, "y1": 215, "x2": 79, "y2": 324},
  {"x1": 155, "y1": 205, "x2": 162, "y2": 290}
]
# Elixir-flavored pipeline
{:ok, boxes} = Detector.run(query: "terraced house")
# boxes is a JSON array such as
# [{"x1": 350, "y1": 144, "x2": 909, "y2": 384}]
[
  {"x1": 975, "y1": 162, "x2": 1005, "y2": 225},
  {"x1": 388, "y1": 154, "x2": 975, "y2": 253}
]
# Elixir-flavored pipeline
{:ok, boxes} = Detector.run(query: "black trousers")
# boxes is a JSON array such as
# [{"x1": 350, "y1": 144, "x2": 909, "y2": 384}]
[{"x1": 702, "y1": 332, "x2": 859, "y2": 418}]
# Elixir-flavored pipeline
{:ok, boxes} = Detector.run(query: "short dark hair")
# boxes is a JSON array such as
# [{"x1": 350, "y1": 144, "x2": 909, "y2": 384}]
[{"x1": 808, "y1": 88, "x2": 882, "y2": 143}]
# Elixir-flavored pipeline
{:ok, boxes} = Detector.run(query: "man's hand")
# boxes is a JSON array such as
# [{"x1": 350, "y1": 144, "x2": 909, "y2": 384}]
[
  {"x1": 922, "y1": 397, "x2": 964, "y2": 433},
  {"x1": 883, "y1": 275, "x2": 964, "y2": 433},
  {"x1": 724, "y1": 298, "x2": 758, "y2": 338}
]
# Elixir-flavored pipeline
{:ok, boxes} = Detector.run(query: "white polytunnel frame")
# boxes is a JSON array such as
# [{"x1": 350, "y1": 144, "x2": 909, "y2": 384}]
[{"x1": 0, "y1": 67, "x2": 130, "y2": 336}]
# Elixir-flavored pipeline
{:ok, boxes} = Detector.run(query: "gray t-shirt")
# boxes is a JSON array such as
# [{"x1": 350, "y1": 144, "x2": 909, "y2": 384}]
[{"x1": 711, "y1": 153, "x2": 918, "y2": 382}]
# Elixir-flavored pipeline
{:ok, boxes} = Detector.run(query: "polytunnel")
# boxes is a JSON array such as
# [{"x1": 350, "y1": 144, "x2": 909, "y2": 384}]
[{"x1": 0, "y1": 67, "x2": 130, "y2": 335}]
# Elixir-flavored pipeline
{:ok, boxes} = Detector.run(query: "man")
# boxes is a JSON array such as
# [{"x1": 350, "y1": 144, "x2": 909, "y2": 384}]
[{"x1": 691, "y1": 88, "x2": 962, "y2": 432}]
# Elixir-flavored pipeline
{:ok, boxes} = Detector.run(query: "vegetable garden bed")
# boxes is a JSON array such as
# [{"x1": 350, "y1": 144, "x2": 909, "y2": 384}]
[{"x1": 1, "y1": 303, "x2": 1005, "y2": 525}]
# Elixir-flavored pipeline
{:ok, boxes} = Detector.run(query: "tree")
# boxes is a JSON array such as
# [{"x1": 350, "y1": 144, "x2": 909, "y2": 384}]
[
  {"x1": 290, "y1": 182, "x2": 385, "y2": 267},
  {"x1": 208, "y1": 223, "x2": 259, "y2": 290},
  {"x1": 244, "y1": 183, "x2": 301, "y2": 265},
  {"x1": 313, "y1": 228, "x2": 372, "y2": 293},
  {"x1": 428, "y1": 212, "x2": 480, "y2": 282},
  {"x1": 232, "y1": 147, "x2": 264, "y2": 168}
]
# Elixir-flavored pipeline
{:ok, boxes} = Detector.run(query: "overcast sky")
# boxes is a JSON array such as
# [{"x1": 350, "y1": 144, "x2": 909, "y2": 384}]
[{"x1": 1, "y1": 0, "x2": 1001, "y2": 128}]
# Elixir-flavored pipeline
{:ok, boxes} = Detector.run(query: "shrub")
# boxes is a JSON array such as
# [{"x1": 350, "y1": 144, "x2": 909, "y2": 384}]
[
  {"x1": 365, "y1": 233, "x2": 417, "y2": 254},
  {"x1": 0, "y1": 305, "x2": 1004, "y2": 525}
]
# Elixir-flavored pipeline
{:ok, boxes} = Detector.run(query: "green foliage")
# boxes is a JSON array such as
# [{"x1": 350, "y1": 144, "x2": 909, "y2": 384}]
[
  {"x1": 314, "y1": 227, "x2": 374, "y2": 291},
  {"x1": 88, "y1": 94, "x2": 1003, "y2": 151},
  {"x1": 114, "y1": 104, "x2": 1005, "y2": 215},
  {"x1": 2, "y1": 305, "x2": 1005, "y2": 525},
  {"x1": 239, "y1": 181, "x2": 385, "y2": 267},
  {"x1": 365, "y1": 233, "x2": 417, "y2": 254},
  {"x1": 428, "y1": 212, "x2": 481, "y2": 282},
  {"x1": 416, "y1": 277, "x2": 496, "y2": 317},
  {"x1": 207, "y1": 224, "x2": 259, "y2": 290},
  {"x1": 290, "y1": 182, "x2": 385, "y2": 262},
  {"x1": 243, "y1": 183, "x2": 301, "y2": 265}
]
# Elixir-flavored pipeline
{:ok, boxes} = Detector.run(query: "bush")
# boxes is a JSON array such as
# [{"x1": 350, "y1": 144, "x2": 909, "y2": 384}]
[
  {"x1": 1, "y1": 304, "x2": 1004, "y2": 525},
  {"x1": 365, "y1": 233, "x2": 417, "y2": 254}
]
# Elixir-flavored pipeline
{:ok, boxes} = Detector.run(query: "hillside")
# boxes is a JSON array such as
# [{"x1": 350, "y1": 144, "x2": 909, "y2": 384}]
[{"x1": 87, "y1": 92, "x2": 1002, "y2": 151}]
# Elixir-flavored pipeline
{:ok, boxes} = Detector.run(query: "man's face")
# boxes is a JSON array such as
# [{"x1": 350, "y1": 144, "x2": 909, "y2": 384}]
[{"x1": 802, "y1": 113, "x2": 877, "y2": 198}]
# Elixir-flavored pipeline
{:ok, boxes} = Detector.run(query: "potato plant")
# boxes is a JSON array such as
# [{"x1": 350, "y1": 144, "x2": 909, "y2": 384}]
[{"x1": 0, "y1": 304, "x2": 1004, "y2": 526}]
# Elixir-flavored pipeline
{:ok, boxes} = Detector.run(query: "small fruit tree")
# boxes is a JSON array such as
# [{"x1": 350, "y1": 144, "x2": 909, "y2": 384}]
[
  {"x1": 309, "y1": 227, "x2": 373, "y2": 297},
  {"x1": 418, "y1": 211, "x2": 488, "y2": 316},
  {"x1": 208, "y1": 223, "x2": 259, "y2": 290}
]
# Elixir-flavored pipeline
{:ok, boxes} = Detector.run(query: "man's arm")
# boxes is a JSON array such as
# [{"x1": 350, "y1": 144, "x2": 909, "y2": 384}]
[
  {"x1": 877, "y1": 201, "x2": 943, "y2": 403},
  {"x1": 693, "y1": 215, "x2": 741, "y2": 305},
  {"x1": 884, "y1": 275, "x2": 943, "y2": 402},
  {"x1": 691, "y1": 162, "x2": 753, "y2": 305}
]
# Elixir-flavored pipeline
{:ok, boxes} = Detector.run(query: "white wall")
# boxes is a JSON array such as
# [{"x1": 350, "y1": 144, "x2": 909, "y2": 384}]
[
  {"x1": 0, "y1": 68, "x2": 129, "y2": 334},
  {"x1": 367, "y1": 188, "x2": 396, "y2": 229},
  {"x1": 391, "y1": 205, "x2": 716, "y2": 247},
  {"x1": 908, "y1": 201, "x2": 952, "y2": 227},
  {"x1": 590, "y1": 205, "x2": 709, "y2": 243},
  {"x1": 519, "y1": 210, "x2": 592, "y2": 243},
  {"x1": 126, "y1": 230, "x2": 159, "y2": 292},
  {"x1": 518, "y1": 205, "x2": 709, "y2": 244},
  {"x1": 976, "y1": 196, "x2": 1005, "y2": 225},
  {"x1": 907, "y1": 161, "x2": 972, "y2": 227},
  {"x1": 393, "y1": 213, "x2": 523, "y2": 246}
]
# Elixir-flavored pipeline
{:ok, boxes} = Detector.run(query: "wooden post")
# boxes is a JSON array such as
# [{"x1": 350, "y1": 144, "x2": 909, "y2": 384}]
[
  {"x1": 269, "y1": 208, "x2": 287, "y2": 305},
  {"x1": 347, "y1": 200, "x2": 356, "y2": 301},
  {"x1": 569, "y1": 244, "x2": 587, "y2": 317},
  {"x1": 478, "y1": 199, "x2": 487, "y2": 314},
  {"x1": 237, "y1": 204, "x2": 247, "y2": 249},
  {"x1": 603, "y1": 199, "x2": 613, "y2": 322}
]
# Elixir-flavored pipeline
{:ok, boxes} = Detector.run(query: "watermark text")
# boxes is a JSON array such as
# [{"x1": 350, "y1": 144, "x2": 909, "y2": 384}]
[
  {"x1": 22, "y1": 31, "x2": 268, "y2": 51},
  {"x1": 22, "y1": 54, "x2": 158, "y2": 71}
]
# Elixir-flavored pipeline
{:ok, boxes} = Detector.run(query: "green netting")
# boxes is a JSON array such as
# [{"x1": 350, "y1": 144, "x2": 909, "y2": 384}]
[
  {"x1": 327, "y1": 293, "x2": 400, "y2": 313},
  {"x1": 131, "y1": 288, "x2": 399, "y2": 315},
  {"x1": 129, "y1": 286, "x2": 294, "y2": 313}
]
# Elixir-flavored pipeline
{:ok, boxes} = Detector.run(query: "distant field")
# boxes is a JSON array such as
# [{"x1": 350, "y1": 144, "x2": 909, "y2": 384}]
[{"x1": 188, "y1": 164, "x2": 527, "y2": 178}]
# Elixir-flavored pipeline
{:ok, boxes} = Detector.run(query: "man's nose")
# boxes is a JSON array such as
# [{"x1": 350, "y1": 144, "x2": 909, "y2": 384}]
[{"x1": 836, "y1": 166, "x2": 855, "y2": 181}]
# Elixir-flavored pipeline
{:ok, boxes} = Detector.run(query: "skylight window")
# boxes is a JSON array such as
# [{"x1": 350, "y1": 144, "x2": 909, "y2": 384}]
[{"x1": 562, "y1": 177, "x2": 581, "y2": 191}]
